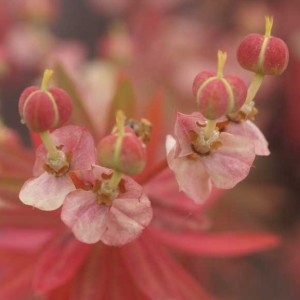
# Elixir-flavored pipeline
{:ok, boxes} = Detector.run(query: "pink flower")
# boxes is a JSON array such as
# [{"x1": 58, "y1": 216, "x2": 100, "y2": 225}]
[
  {"x1": 19, "y1": 125, "x2": 96, "y2": 211},
  {"x1": 166, "y1": 112, "x2": 255, "y2": 203},
  {"x1": 61, "y1": 165, "x2": 153, "y2": 245}
]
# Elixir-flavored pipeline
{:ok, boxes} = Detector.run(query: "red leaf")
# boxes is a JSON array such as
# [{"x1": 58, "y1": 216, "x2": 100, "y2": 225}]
[
  {"x1": 0, "y1": 250, "x2": 36, "y2": 299},
  {"x1": 120, "y1": 231, "x2": 213, "y2": 300},
  {"x1": 33, "y1": 231, "x2": 91, "y2": 293},
  {"x1": 151, "y1": 227, "x2": 281, "y2": 257},
  {"x1": 72, "y1": 245, "x2": 148, "y2": 300}
]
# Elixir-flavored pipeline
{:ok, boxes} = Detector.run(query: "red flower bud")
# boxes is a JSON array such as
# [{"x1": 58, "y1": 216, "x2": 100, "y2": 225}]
[
  {"x1": 192, "y1": 52, "x2": 247, "y2": 120},
  {"x1": 97, "y1": 127, "x2": 146, "y2": 175},
  {"x1": 18, "y1": 70, "x2": 72, "y2": 132},
  {"x1": 237, "y1": 16, "x2": 289, "y2": 76}
]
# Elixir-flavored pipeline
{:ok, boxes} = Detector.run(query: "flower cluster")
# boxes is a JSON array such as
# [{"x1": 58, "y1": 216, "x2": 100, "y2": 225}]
[
  {"x1": 18, "y1": 69, "x2": 152, "y2": 246},
  {"x1": 167, "y1": 16, "x2": 288, "y2": 203},
  {"x1": 18, "y1": 16, "x2": 288, "y2": 249}
]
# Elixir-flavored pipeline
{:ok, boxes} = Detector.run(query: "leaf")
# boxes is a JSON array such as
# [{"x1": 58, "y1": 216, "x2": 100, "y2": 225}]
[
  {"x1": 0, "y1": 227, "x2": 55, "y2": 252},
  {"x1": 33, "y1": 231, "x2": 91, "y2": 293},
  {"x1": 54, "y1": 63, "x2": 98, "y2": 138},
  {"x1": 105, "y1": 71, "x2": 136, "y2": 132},
  {"x1": 73, "y1": 245, "x2": 148, "y2": 300},
  {"x1": 150, "y1": 227, "x2": 281, "y2": 257},
  {"x1": 0, "y1": 249, "x2": 36, "y2": 299},
  {"x1": 120, "y1": 230, "x2": 212, "y2": 300}
]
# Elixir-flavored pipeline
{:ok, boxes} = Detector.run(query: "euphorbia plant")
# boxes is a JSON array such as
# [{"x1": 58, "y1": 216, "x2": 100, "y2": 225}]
[{"x1": 0, "y1": 16, "x2": 288, "y2": 299}]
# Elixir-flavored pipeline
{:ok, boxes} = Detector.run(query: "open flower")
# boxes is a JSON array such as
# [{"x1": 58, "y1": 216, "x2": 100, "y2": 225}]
[
  {"x1": 19, "y1": 125, "x2": 96, "y2": 210},
  {"x1": 61, "y1": 165, "x2": 152, "y2": 246},
  {"x1": 166, "y1": 112, "x2": 255, "y2": 203}
]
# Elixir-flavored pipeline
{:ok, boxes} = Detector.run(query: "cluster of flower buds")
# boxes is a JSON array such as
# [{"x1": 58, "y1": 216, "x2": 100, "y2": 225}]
[
  {"x1": 18, "y1": 69, "x2": 152, "y2": 246},
  {"x1": 167, "y1": 16, "x2": 289, "y2": 203}
]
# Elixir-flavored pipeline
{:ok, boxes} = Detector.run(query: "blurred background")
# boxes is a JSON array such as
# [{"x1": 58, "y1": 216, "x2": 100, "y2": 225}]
[{"x1": 1, "y1": 0, "x2": 300, "y2": 299}]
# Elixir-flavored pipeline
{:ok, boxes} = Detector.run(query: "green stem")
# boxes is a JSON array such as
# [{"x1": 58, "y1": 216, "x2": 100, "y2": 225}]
[
  {"x1": 39, "y1": 131, "x2": 58, "y2": 159},
  {"x1": 204, "y1": 119, "x2": 217, "y2": 140}
]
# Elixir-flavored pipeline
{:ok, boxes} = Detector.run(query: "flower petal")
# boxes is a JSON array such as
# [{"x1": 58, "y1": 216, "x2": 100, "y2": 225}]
[
  {"x1": 61, "y1": 190, "x2": 109, "y2": 244},
  {"x1": 167, "y1": 143, "x2": 212, "y2": 203},
  {"x1": 102, "y1": 191, "x2": 152, "y2": 246},
  {"x1": 33, "y1": 125, "x2": 96, "y2": 176},
  {"x1": 202, "y1": 132, "x2": 255, "y2": 189},
  {"x1": 174, "y1": 112, "x2": 205, "y2": 157},
  {"x1": 226, "y1": 120, "x2": 270, "y2": 156},
  {"x1": 19, "y1": 172, "x2": 75, "y2": 210}
]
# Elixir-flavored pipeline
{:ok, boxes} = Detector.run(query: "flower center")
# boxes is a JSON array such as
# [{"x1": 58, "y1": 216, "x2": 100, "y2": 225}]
[
  {"x1": 93, "y1": 174, "x2": 126, "y2": 206},
  {"x1": 43, "y1": 149, "x2": 71, "y2": 176},
  {"x1": 188, "y1": 128, "x2": 222, "y2": 156}
]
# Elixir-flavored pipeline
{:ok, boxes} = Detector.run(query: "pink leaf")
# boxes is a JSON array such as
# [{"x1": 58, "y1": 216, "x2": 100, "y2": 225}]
[
  {"x1": 151, "y1": 227, "x2": 281, "y2": 257},
  {"x1": 120, "y1": 231, "x2": 213, "y2": 300},
  {"x1": 33, "y1": 231, "x2": 91, "y2": 293},
  {"x1": 72, "y1": 246, "x2": 148, "y2": 300}
]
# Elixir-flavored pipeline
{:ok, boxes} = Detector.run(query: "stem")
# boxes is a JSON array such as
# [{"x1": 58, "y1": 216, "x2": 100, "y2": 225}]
[
  {"x1": 116, "y1": 110, "x2": 126, "y2": 136},
  {"x1": 39, "y1": 131, "x2": 58, "y2": 159},
  {"x1": 204, "y1": 119, "x2": 217, "y2": 140},
  {"x1": 41, "y1": 69, "x2": 53, "y2": 91},
  {"x1": 108, "y1": 171, "x2": 122, "y2": 190},
  {"x1": 113, "y1": 110, "x2": 126, "y2": 163},
  {"x1": 244, "y1": 73, "x2": 264, "y2": 106}
]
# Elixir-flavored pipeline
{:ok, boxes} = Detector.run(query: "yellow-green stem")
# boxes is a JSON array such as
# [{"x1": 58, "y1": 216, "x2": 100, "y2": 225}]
[
  {"x1": 39, "y1": 131, "x2": 58, "y2": 159},
  {"x1": 204, "y1": 119, "x2": 217, "y2": 140},
  {"x1": 245, "y1": 73, "x2": 264, "y2": 106},
  {"x1": 108, "y1": 171, "x2": 122, "y2": 190}
]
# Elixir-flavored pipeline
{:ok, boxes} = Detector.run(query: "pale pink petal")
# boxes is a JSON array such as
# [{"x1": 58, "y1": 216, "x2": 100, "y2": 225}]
[
  {"x1": 61, "y1": 190, "x2": 109, "y2": 244},
  {"x1": 226, "y1": 120, "x2": 270, "y2": 156},
  {"x1": 165, "y1": 134, "x2": 176, "y2": 155},
  {"x1": 19, "y1": 172, "x2": 75, "y2": 210},
  {"x1": 202, "y1": 132, "x2": 255, "y2": 189},
  {"x1": 174, "y1": 112, "x2": 205, "y2": 157},
  {"x1": 167, "y1": 143, "x2": 212, "y2": 204},
  {"x1": 33, "y1": 125, "x2": 96, "y2": 176},
  {"x1": 102, "y1": 188, "x2": 152, "y2": 246}
]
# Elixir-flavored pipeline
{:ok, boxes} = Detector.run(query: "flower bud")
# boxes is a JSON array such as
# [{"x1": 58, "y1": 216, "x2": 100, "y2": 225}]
[
  {"x1": 193, "y1": 51, "x2": 247, "y2": 120},
  {"x1": 192, "y1": 70, "x2": 215, "y2": 97},
  {"x1": 237, "y1": 16, "x2": 289, "y2": 76},
  {"x1": 97, "y1": 127, "x2": 146, "y2": 175},
  {"x1": 193, "y1": 73, "x2": 247, "y2": 121},
  {"x1": 19, "y1": 86, "x2": 72, "y2": 132}
]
